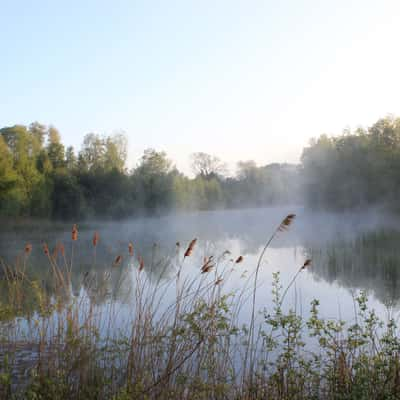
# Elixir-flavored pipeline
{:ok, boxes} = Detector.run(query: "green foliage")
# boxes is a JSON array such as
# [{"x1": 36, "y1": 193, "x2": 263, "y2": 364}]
[
  {"x1": 302, "y1": 115, "x2": 400, "y2": 210},
  {"x1": 3, "y1": 262, "x2": 400, "y2": 399},
  {"x1": 0, "y1": 121, "x2": 302, "y2": 219},
  {"x1": 20, "y1": 116, "x2": 400, "y2": 219},
  {"x1": 51, "y1": 170, "x2": 84, "y2": 219},
  {"x1": 0, "y1": 125, "x2": 43, "y2": 215},
  {"x1": 78, "y1": 132, "x2": 127, "y2": 173},
  {"x1": 2, "y1": 224, "x2": 400, "y2": 399}
]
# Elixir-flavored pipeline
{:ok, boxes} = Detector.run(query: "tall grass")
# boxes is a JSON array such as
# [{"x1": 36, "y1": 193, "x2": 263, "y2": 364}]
[{"x1": 0, "y1": 216, "x2": 400, "y2": 399}]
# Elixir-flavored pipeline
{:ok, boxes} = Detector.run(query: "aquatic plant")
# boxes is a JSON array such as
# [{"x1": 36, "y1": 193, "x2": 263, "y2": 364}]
[{"x1": 0, "y1": 221, "x2": 399, "y2": 399}]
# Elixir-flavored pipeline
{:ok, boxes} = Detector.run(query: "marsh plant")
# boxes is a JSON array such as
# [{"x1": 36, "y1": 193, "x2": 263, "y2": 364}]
[{"x1": 1, "y1": 217, "x2": 400, "y2": 399}]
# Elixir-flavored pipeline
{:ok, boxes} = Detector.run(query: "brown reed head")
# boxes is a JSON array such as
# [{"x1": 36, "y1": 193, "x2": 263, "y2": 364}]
[
  {"x1": 184, "y1": 238, "x2": 197, "y2": 257},
  {"x1": 128, "y1": 242, "x2": 134, "y2": 257},
  {"x1": 215, "y1": 276, "x2": 223, "y2": 285},
  {"x1": 235, "y1": 255, "x2": 244, "y2": 264},
  {"x1": 72, "y1": 224, "x2": 78, "y2": 241},
  {"x1": 114, "y1": 255, "x2": 122, "y2": 266},
  {"x1": 24, "y1": 243, "x2": 32, "y2": 255},
  {"x1": 301, "y1": 259, "x2": 312, "y2": 270},
  {"x1": 278, "y1": 214, "x2": 296, "y2": 232},
  {"x1": 201, "y1": 255, "x2": 214, "y2": 273},
  {"x1": 42, "y1": 243, "x2": 49, "y2": 256},
  {"x1": 138, "y1": 255, "x2": 144, "y2": 271},
  {"x1": 93, "y1": 232, "x2": 99, "y2": 247}
]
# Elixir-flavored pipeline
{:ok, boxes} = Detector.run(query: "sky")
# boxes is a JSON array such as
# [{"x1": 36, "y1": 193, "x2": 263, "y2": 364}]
[{"x1": 1, "y1": 0, "x2": 400, "y2": 174}]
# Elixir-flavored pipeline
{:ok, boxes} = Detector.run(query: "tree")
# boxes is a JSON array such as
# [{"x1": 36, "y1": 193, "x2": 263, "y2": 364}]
[
  {"x1": 300, "y1": 116, "x2": 400, "y2": 210},
  {"x1": 65, "y1": 146, "x2": 77, "y2": 170},
  {"x1": 0, "y1": 125, "x2": 42, "y2": 214},
  {"x1": 29, "y1": 121, "x2": 47, "y2": 150},
  {"x1": 51, "y1": 171, "x2": 84, "y2": 219},
  {"x1": 79, "y1": 133, "x2": 106, "y2": 171},
  {"x1": 369, "y1": 115, "x2": 400, "y2": 148},
  {"x1": 47, "y1": 127, "x2": 65, "y2": 170},
  {"x1": 0, "y1": 135, "x2": 19, "y2": 214},
  {"x1": 136, "y1": 149, "x2": 173, "y2": 175},
  {"x1": 78, "y1": 132, "x2": 127, "y2": 172},
  {"x1": 104, "y1": 133, "x2": 127, "y2": 172},
  {"x1": 237, "y1": 160, "x2": 258, "y2": 180},
  {"x1": 48, "y1": 126, "x2": 61, "y2": 144},
  {"x1": 131, "y1": 149, "x2": 175, "y2": 211},
  {"x1": 190, "y1": 152, "x2": 227, "y2": 179},
  {"x1": 36, "y1": 150, "x2": 53, "y2": 175}
]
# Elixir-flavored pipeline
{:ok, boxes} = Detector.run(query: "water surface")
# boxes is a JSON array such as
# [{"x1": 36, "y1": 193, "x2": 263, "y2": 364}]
[{"x1": 1, "y1": 207, "x2": 400, "y2": 329}]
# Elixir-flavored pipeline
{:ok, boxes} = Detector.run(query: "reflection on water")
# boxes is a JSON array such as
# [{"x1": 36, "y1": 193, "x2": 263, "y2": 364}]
[
  {"x1": 309, "y1": 230, "x2": 400, "y2": 306},
  {"x1": 2, "y1": 207, "x2": 400, "y2": 322}
]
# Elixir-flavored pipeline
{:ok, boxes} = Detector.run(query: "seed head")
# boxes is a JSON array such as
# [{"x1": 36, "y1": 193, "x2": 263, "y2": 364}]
[
  {"x1": 184, "y1": 238, "x2": 197, "y2": 258},
  {"x1": 42, "y1": 243, "x2": 49, "y2": 256},
  {"x1": 138, "y1": 255, "x2": 144, "y2": 271},
  {"x1": 114, "y1": 255, "x2": 122, "y2": 266},
  {"x1": 201, "y1": 256, "x2": 214, "y2": 273},
  {"x1": 93, "y1": 232, "x2": 99, "y2": 247},
  {"x1": 72, "y1": 224, "x2": 78, "y2": 241},
  {"x1": 24, "y1": 243, "x2": 32, "y2": 255},
  {"x1": 301, "y1": 259, "x2": 312, "y2": 270},
  {"x1": 278, "y1": 214, "x2": 296, "y2": 232}
]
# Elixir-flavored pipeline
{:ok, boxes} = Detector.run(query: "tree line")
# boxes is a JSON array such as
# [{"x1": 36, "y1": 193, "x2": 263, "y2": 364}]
[
  {"x1": 302, "y1": 115, "x2": 400, "y2": 211},
  {"x1": 2, "y1": 115, "x2": 398, "y2": 219},
  {"x1": 0, "y1": 123, "x2": 299, "y2": 219}
]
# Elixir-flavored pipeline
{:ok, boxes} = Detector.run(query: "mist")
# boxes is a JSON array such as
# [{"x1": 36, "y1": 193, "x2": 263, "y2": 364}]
[
  {"x1": 3, "y1": 115, "x2": 400, "y2": 222},
  {"x1": 3, "y1": 115, "x2": 400, "y2": 308}
]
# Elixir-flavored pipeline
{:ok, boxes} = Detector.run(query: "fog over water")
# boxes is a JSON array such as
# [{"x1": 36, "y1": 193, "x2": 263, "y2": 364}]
[{"x1": 2, "y1": 206, "x2": 400, "y2": 334}]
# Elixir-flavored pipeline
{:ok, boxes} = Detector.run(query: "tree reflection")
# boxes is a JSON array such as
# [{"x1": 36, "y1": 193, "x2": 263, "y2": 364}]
[{"x1": 308, "y1": 230, "x2": 400, "y2": 305}]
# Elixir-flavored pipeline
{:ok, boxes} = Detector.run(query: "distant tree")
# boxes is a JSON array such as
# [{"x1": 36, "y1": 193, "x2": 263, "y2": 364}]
[
  {"x1": 137, "y1": 149, "x2": 173, "y2": 175},
  {"x1": 51, "y1": 171, "x2": 84, "y2": 219},
  {"x1": 190, "y1": 152, "x2": 227, "y2": 179},
  {"x1": 368, "y1": 115, "x2": 400, "y2": 149},
  {"x1": 65, "y1": 146, "x2": 77, "y2": 170},
  {"x1": 79, "y1": 133, "x2": 106, "y2": 171},
  {"x1": 0, "y1": 125, "x2": 42, "y2": 214},
  {"x1": 3, "y1": 115, "x2": 400, "y2": 219},
  {"x1": 78, "y1": 132, "x2": 127, "y2": 172},
  {"x1": 36, "y1": 150, "x2": 53, "y2": 175},
  {"x1": 300, "y1": 115, "x2": 400, "y2": 210},
  {"x1": 104, "y1": 133, "x2": 127, "y2": 172},
  {"x1": 29, "y1": 121, "x2": 47, "y2": 150},
  {"x1": 236, "y1": 160, "x2": 258, "y2": 180},
  {"x1": 0, "y1": 135, "x2": 19, "y2": 214},
  {"x1": 1, "y1": 125, "x2": 37, "y2": 163},
  {"x1": 132, "y1": 149, "x2": 175, "y2": 211},
  {"x1": 47, "y1": 126, "x2": 65, "y2": 170},
  {"x1": 48, "y1": 126, "x2": 61, "y2": 144}
]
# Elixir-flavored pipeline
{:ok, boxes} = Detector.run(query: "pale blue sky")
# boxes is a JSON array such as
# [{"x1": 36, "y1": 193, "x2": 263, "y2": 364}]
[{"x1": 1, "y1": 1, "x2": 400, "y2": 173}]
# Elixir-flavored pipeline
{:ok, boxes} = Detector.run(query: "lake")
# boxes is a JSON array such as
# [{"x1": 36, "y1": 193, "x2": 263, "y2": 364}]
[{"x1": 1, "y1": 206, "x2": 399, "y2": 331}]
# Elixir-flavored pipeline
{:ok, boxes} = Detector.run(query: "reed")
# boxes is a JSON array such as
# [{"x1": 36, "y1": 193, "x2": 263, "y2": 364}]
[
  {"x1": 245, "y1": 214, "x2": 296, "y2": 385},
  {"x1": 0, "y1": 218, "x2": 399, "y2": 399}
]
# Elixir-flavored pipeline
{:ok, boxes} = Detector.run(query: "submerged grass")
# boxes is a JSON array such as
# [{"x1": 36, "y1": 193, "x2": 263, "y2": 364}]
[{"x1": 0, "y1": 216, "x2": 400, "y2": 399}]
